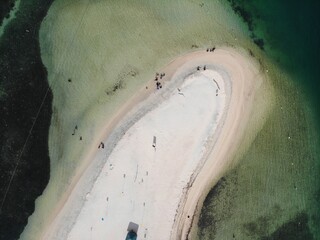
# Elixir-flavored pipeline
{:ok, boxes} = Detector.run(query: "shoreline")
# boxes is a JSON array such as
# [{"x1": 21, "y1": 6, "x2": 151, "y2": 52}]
[
  {"x1": 37, "y1": 46, "x2": 272, "y2": 239},
  {"x1": 171, "y1": 48, "x2": 270, "y2": 239}
]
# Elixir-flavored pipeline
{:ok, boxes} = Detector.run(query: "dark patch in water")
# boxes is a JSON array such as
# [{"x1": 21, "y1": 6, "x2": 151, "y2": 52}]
[
  {"x1": 0, "y1": 0, "x2": 15, "y2": 26},
  {"x1": 227, "y1": 0, "x2": 265, "y2": 50},
  {"x1": 229, "y1": 1, "x2": 253, "y2": 31},
  {"x1": 105, "y1": 80, "x2": 125, "y2": 95},
  {"x1": 253, "y1": 38, "x2": 264, "y2": 50},
  {"x1": 0, "y1": 0, "x2": 54, "y2": 239},
  {"x1": 243, "y1": 216, "x2": 271, "y2": 237},
  {"x1": 197, "y1": 173, "x2": 238, "y2": 239},
  {"x1": 105, "y1": 66, "x2": 138, "y2": 96},
  {"x1": 241, "y1": 204, "x2": 285, "y2": 238},
  {"x1": 261, "y1": 212, "x2": 313, "y2": 240}
]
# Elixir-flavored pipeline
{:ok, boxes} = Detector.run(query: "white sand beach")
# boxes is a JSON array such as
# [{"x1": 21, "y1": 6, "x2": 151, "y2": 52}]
[
  {"x1": 20, "y1": 1, "x2": 275, "y2": 239},
  {"x1": 37, "y1": 47, "x2": 269, "y2": 240}
]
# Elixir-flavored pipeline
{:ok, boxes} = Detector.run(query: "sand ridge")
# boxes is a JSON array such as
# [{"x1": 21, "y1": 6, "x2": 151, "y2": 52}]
[{"x1": 36, "y1": 47, "x2": 270, "y2": 240}]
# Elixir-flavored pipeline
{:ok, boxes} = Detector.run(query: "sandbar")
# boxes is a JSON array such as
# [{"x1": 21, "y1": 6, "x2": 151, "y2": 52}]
[{"x1": 37, "y1": 47, "x2": 269, "y2": 240}]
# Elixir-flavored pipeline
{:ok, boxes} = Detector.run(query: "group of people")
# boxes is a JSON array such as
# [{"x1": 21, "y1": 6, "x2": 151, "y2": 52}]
[
  {"x1": 98, "y1": 142, "x2": 105, "y2": 149},
  {"x1": 155, "y1": 72, "x2": 165, "y2": 89},
  {"x1": 196, "y1": 65, "x2": 207, "y2": 71},
  {"x1": 206, "y1": 47, "x2": 215, "y2": 52}
]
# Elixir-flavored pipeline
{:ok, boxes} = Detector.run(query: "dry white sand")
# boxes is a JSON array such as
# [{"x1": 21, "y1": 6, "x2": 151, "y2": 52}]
[{"x1": 38, "y1": 47, "x2": 270, "y2": 240}]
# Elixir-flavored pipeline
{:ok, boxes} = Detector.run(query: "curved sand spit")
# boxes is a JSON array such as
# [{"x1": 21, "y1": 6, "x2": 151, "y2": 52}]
[{"x1": 39, "y1": 47, "x2": 268, "y2": 240}]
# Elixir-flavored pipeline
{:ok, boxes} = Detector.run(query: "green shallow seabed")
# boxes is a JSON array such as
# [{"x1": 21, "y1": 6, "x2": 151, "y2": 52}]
[
  {"x1": 197, "y1": 70, "x2": 320, "y2": 239},
  {"x1": 197, "y1": 0, "x2": 320, "y2": 239}
]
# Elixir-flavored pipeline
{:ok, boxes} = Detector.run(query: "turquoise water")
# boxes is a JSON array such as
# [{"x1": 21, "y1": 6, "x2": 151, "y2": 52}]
[{"x1": 228, "y1": 0, "x2": 320, "y2": 122}]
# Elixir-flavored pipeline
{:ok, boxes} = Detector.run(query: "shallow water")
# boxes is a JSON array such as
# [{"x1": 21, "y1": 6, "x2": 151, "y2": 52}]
[
  {"x1": 198, "y1": 71, "x2": 320, "y2": 239},
  {"x1": 197, "y1": 0, "x2": 320, "y2": 239}
]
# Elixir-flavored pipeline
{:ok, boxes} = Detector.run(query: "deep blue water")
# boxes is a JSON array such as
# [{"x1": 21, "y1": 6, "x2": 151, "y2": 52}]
[
  {"x1": 0, "y1": 1, "x2": 53, "y2": 239},
  {"x1": 228, "y1": 0, "x2": 320, "y2": 123}
]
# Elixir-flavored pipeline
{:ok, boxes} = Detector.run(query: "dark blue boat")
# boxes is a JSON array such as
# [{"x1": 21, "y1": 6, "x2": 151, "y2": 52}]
[{"x1": 125, "y1": 230, "x2": 137, "y2": 240}]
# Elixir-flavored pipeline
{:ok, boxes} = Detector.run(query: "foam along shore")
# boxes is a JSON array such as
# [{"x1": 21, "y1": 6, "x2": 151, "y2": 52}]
[{"x1": 40, "y1": 47, "x2": 269, "y2": 240}]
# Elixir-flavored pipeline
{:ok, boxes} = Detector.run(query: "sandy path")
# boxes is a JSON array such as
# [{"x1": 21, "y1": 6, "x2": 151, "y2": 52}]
[{"x1": 39, "y1": 47, "x2": 267, "y2": 240}]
